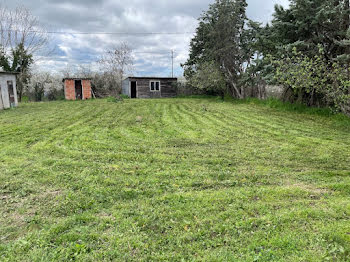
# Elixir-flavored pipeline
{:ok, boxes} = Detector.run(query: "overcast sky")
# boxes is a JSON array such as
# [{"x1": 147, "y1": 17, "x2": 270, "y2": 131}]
[{"x1": 3, "y1": 0, "x2": 289, "y2": 77}]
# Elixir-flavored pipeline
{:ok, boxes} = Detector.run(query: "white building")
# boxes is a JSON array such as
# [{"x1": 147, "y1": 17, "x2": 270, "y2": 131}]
[{"x1": 0, "y1": 71, "x2": 19, "y2": 110}]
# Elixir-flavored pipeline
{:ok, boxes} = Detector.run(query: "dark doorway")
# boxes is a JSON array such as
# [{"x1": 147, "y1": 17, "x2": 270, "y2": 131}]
[
  {"x1": 75, "y1": 80, "x2": 83, "y2": 100},
  {"x1": 131, "y1": 81, "x2": 137, "y2": 98},
  {"x1": 7, "y1": 81, "x2": 15, "y2": 105}
]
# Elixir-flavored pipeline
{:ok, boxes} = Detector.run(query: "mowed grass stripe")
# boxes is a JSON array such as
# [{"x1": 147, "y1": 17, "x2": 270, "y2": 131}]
[
  {"x1": 205, "y1": 103, "x2": 350, "y2": 169},
  {"x1": 0, "y1": 98, "x2": 350, "y2": 261}
]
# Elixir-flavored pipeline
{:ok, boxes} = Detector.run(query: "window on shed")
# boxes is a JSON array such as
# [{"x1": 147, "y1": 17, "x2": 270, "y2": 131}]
[{"x1": 150, "y1": 81, "x2": 160, "y2": 92}]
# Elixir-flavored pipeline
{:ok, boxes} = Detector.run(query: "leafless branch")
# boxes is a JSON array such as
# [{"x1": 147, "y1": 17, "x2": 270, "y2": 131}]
[
  {"x1": 0, "y1": 5, "x2": 50, "y2": 57},
  {"x1": 98, "y1": 41, "x2": 134, "y2": 78}
]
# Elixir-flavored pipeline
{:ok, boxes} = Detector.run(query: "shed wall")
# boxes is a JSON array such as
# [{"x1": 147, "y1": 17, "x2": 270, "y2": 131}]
[
  {"x1": 160, "y1": 79, "x2": 177, "y2": 98},
  {"x1": 82, "y1": 80, "x2": 92, "y2": 99},
  {"x1": 122, "y1": 79, "x2": 130, "y2": 97},
  {"x1": 64, "y1": 79, "x2": 92, "y2": 100},
  {"x1": 137, "y1": 79, "x2": 160, "y2": 98},
  {"x1": 125, "y1": 78, "x2": 177, "y2": 98},
  {"x1": 64, "y1": 80, "x2": 75, "y2": 100},
  {"x1": 0, "y1": 74, "x2": 18, "y2": 109}
]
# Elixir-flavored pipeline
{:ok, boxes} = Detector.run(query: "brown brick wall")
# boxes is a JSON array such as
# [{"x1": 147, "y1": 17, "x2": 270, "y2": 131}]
[
  {"x1": 64, "y1": 79, "x2": 92, "y2": 100},
  {"x1": 65, "y1": 80, "x2": 75, "y2": 100},
  {"x1": 82, "y1": 80, "x2": 92, "y2": 99}
]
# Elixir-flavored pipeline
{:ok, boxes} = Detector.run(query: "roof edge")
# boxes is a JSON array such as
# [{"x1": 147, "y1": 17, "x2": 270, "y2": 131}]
[
  {"x1": 124, "y1": 77, "x2": 178, "y2": 80},
  {"x1": 63, "y1": 78, "x2": 92, "y2": 82}
]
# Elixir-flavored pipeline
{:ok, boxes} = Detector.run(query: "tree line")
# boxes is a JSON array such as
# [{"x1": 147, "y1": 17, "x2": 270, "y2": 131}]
[
  {"x1": 183, "y1": 0, "x2": 350, "y2": 115},
  {"x1": 0, "y1": 5, "x2": 134, "y2": 102},
  {"x1": 0, "y1": 1, "x2": 349, "y2": 115}
]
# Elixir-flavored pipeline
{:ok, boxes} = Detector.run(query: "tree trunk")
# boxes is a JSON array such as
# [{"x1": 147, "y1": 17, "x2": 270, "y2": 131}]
[
  {"x1": 222, "y1": 61, "x2": 243, "y2": 99},
  {"x1": 220, "y1": 90, "x2": 225, "y2": 100}
]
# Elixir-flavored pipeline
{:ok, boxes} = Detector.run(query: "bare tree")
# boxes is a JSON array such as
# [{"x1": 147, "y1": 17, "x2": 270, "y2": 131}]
[
  {"x1": 60, "y1": 64, "x2": 76, "y2": 79},
  {"x1": 28, "y1": 70, "x2": 64, "y2": 101},
  {"x1": 30, "y1": 71, "x2": 50, "y2": 101},
  {"x1": 0, "y1": 5, "x2": 50, "y2": 56},
  {"x1": 97, "y1": 42, "x2": 134, "y2": 96},
  {"x1": 0, "y1": 5, "x2": 51, "y2": 101},
  {"x1": 99, "y1": 42, "x2": 134, "y2": 78},
  {"x1": 77, "y1": 64, "x2": 94, "y2": 78}
]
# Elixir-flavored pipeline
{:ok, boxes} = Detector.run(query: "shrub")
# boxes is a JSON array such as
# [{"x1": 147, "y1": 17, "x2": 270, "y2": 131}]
[
  {"x1": 272, "y1": 47, "x2": 350, "y2": 115},
  {"x1": 120, "y1": 94, "x2": 130, "y2": 99},
  {"x1": 188, "y1": 61, "x2": 227, "y2": 98},
  {"x1": 47, "y1": 88, "x2": 65, "y2": 101}
]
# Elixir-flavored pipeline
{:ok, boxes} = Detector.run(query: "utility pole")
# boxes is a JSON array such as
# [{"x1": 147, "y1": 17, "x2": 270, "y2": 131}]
[{"x1": 171, "y1": 50, "x2": 174, "y2": 78}]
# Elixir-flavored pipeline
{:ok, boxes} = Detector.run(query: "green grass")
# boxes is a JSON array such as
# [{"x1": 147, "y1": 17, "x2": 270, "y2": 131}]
[{"x1": 0, "y1": 98, "x2": 350, "y2": 261}]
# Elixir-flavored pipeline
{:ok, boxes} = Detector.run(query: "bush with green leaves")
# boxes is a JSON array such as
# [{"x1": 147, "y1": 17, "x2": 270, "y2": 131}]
[
  {"x1": 188, "y1": 61, "x2": 227, "y2": 98},
  {"x1": 272, "y1": 47, "x2": 350, "y2": 115}
]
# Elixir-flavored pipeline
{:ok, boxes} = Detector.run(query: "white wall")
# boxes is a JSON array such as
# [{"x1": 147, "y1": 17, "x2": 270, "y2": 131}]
[
  {"x1": 122, "y1": 79, "x2": 130, "y2": 97},
  {"x1": 0, "y1": 74, "x2": 18, "y2": 109}
]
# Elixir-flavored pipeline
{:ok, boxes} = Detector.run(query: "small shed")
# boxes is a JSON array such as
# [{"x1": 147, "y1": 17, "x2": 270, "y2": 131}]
[
  {"x1": 122, "y1": 77, "x2": 177, "y2": 98},
  {"x1": 63, "y1": 78, "x2": 92, "y2": 100},
  {"x1": 0, "y1": 71, "x2": 19, "y2": 110}
]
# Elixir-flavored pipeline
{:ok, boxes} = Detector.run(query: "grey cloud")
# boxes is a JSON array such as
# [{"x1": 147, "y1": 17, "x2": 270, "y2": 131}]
[{"x1": 5, "y1": 0, "x2": 289, "y2": 76}]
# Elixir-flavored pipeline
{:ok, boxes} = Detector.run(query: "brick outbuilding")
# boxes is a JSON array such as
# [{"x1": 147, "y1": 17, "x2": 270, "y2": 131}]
[{"x1": 63, "y1": 78, "x2": 92, "y2": 100}]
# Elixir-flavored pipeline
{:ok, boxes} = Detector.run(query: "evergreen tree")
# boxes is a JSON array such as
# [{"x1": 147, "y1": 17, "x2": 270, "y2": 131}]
[
  {"x1": 263, "y1": 0, "x2": 350, "y2": 60},
  {"x1": 0, "y1": 43, "x2": 33, "y2": 101},
  {"x1": 183, "y1": 0, "x2": 265, "y2": 98}
]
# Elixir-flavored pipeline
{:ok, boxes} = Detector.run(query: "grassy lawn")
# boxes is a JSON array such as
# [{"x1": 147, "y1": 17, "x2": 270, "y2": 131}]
[{"x1": 0, "y1": 98, "x2": 350, "y2": 261}]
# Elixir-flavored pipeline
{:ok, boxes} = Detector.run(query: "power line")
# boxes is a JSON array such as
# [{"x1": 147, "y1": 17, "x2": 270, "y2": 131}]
[
  {"x1": 38, "y1": 50, "x2": 181, "y2": 60},
  {"x1": 4, "y1": 29, "x2": 195, "y2": 36},
  {"x1": 133, "y1": 51, "x2": 174, "y2": 54}
]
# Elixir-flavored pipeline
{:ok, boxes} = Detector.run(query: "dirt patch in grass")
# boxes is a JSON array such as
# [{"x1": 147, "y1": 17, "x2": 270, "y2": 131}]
[
  {"x1": 38, "y1": 189, "x2": 62, "y2": 199},
  {"x1": 284, "y1": 181, "x2": 331, "y2": 200}
]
